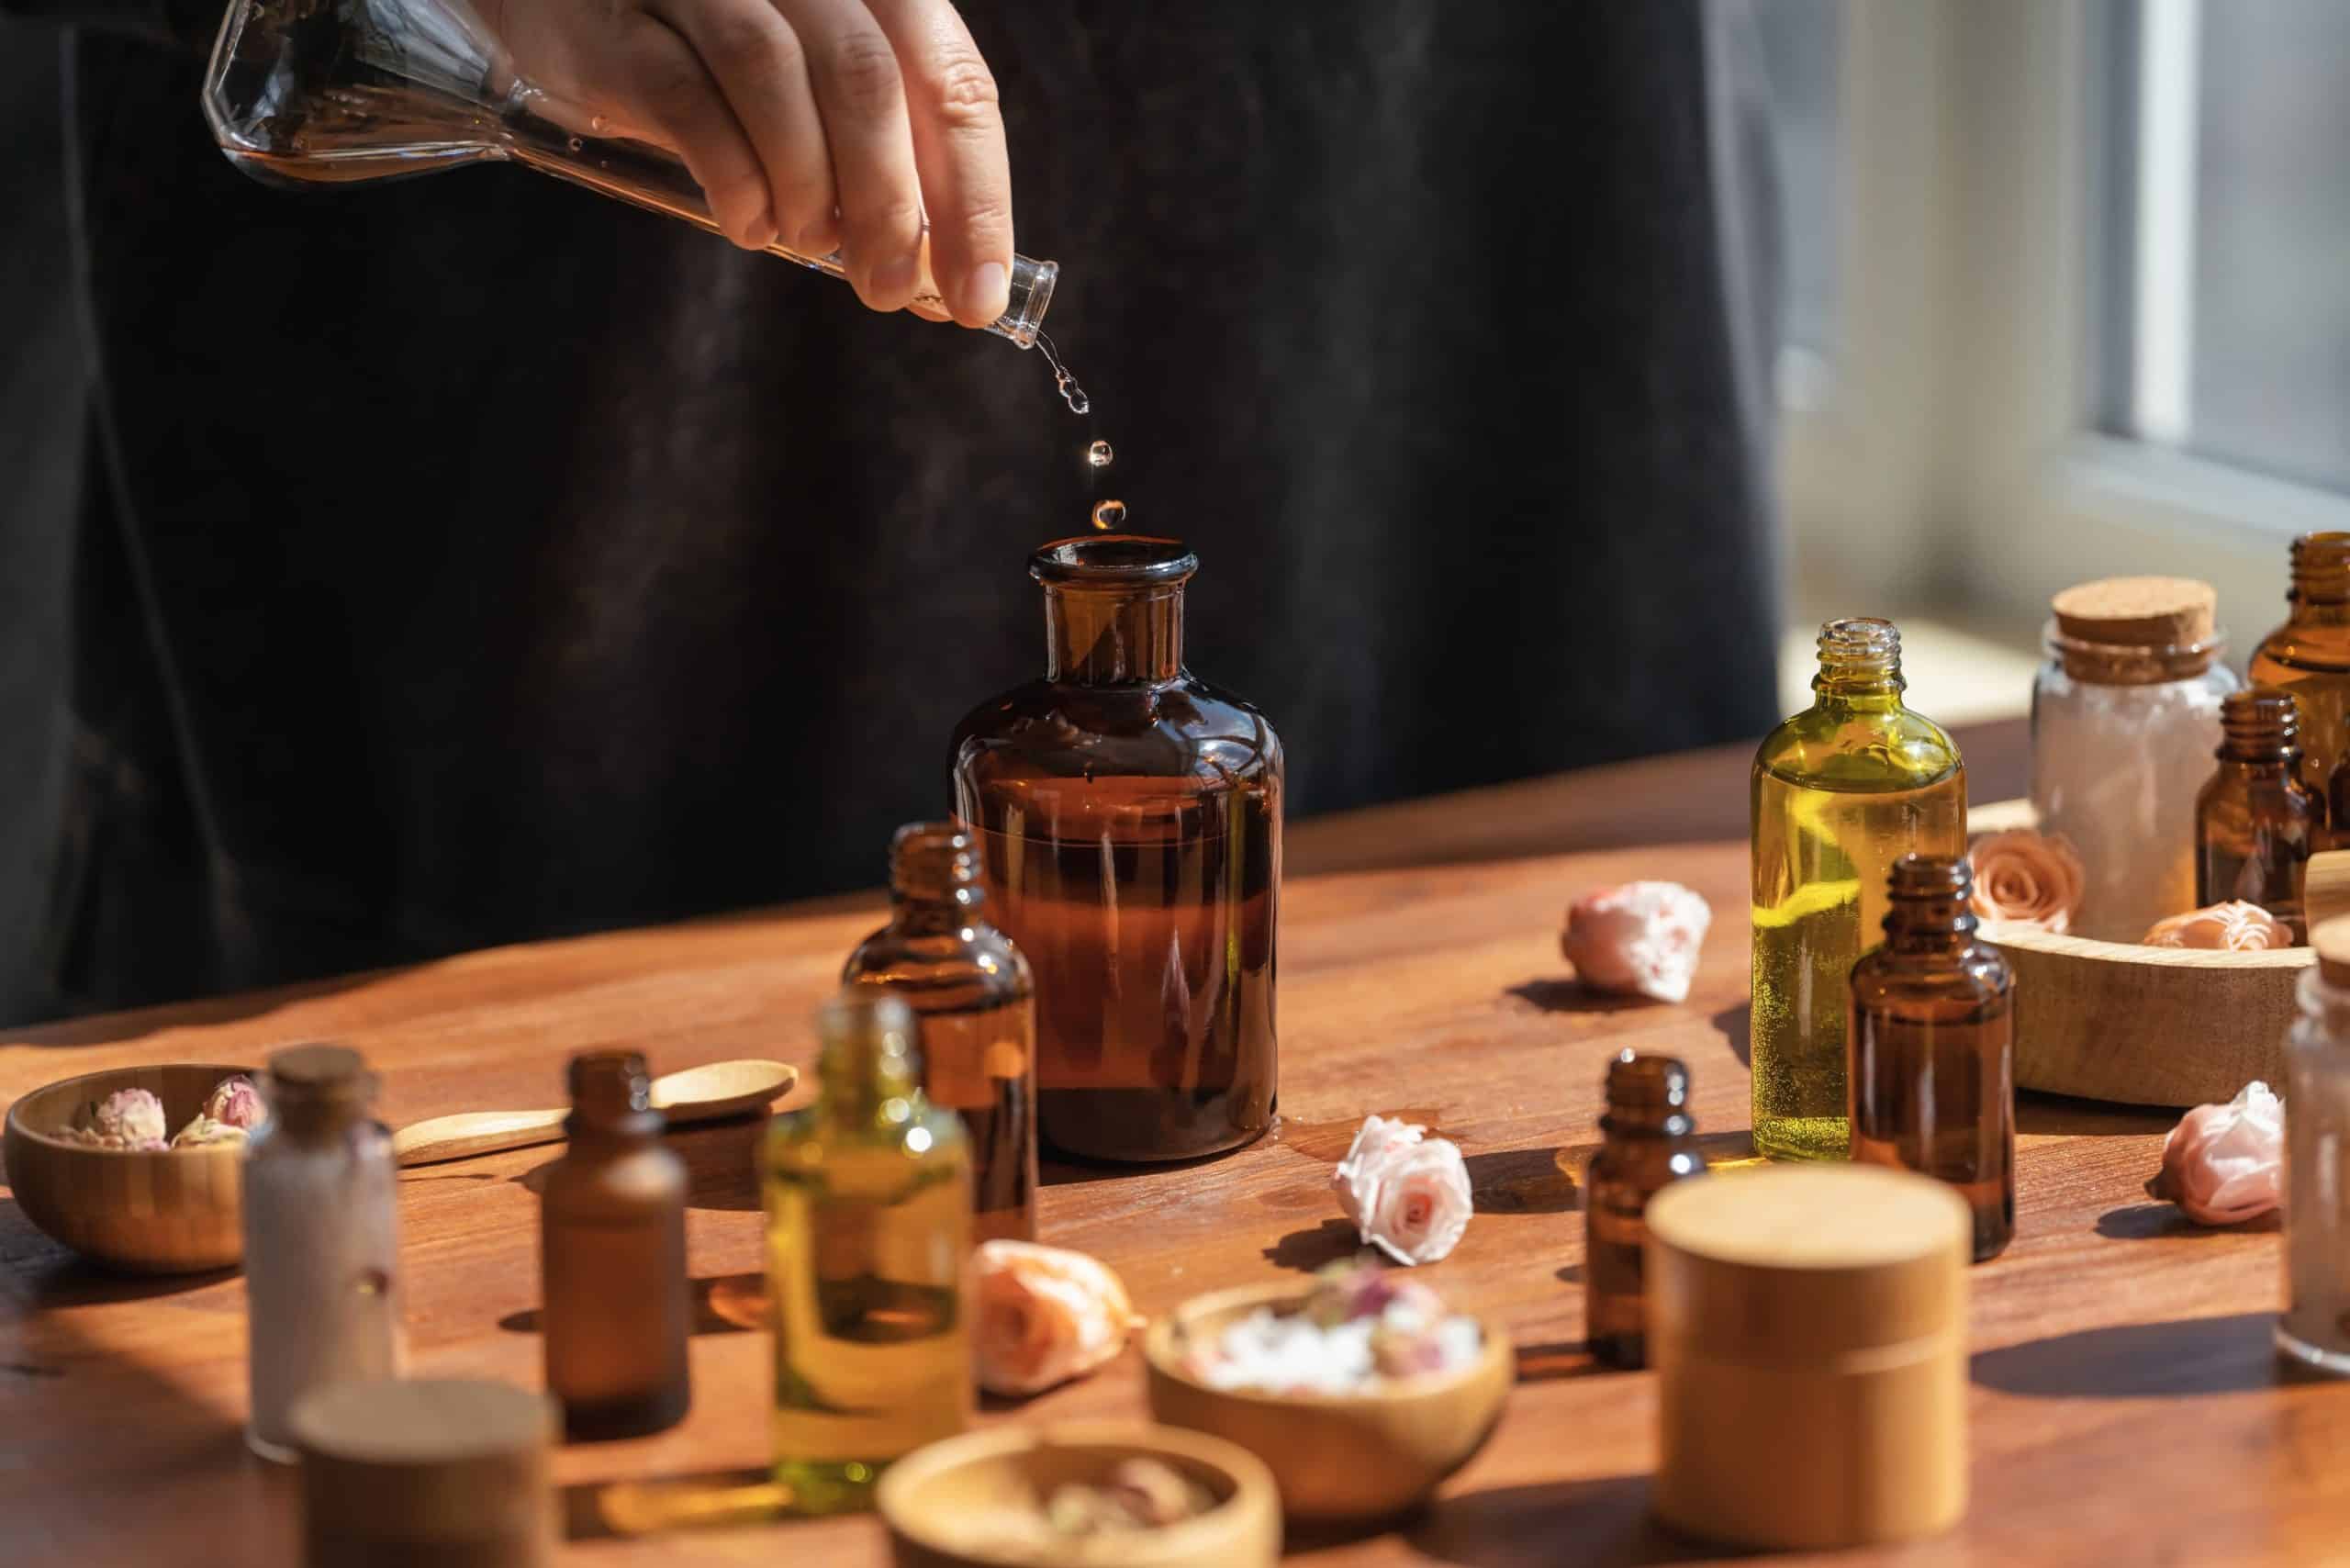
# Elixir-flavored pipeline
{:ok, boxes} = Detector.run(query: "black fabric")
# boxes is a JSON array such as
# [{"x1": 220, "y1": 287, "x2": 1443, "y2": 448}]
[{"x1": 12, "y1": 2, "x2": 1781, "y2": 1019}]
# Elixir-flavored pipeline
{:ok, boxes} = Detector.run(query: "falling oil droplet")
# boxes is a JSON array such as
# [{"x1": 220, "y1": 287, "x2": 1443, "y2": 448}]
[
  {"x1": 1087, "y1": 440, "x2": 1113, "y2": 469},
  {"x1": 566, "y1": 136, "x2": 583, "y2": 152},
  {"x1": 589, "y1": 115, "x2": 610, "y2": 134},
  {"x1": 1035, "y1": 331, "x2": 1091, "y2": 416},
  {"x1": 1091, "y1": 499, "x2": 1126, "y2": 531}
]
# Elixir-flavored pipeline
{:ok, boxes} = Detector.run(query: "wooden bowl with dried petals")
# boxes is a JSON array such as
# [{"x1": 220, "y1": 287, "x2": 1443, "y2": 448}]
[
  {"x1": 1142, "y1": 1281, "x2": 1511, "y2": 1521},
  {"x1": 1971, "y1": 799, "x2": 2306, "y2": 1106}
]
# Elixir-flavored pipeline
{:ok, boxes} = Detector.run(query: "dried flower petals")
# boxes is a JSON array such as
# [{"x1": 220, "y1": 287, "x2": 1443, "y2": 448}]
[
  {"x1": 2142, "y1": 902, "x2": 2293, "y2": 951},
  {"x1": 86, "y1": 1088, "x2": 167, "y2": 1147},
  {"x1": 973, "y1": 1239, "x2": 1143, "y2": 1397},
  {"x1": 1186, "y1": 1262, "x2": 1482, "y2": 1394},
  {"x1": 171, "y1": 1114, "x2": 250, "y2": 1148},
  {"x1": 1968, "y1": 830, "x2": 2087, "y2": 934},
  {"x1": 2150, "y1": 1081, "x2": 2284, "y2": 1226},
  {"x1": 1332, "y1": 1115, "x2": 1472, "y2": 1266},
  {"x1": 202, "y1": 1075, "x2": 266, "y2": 1130},
  {"x1": 1561, "y1": 881, "x2": 1712, "y2": 1003}
]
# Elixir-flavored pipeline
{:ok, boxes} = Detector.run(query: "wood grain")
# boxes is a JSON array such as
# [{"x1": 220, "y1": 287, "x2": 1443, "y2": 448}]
[{"x1": 16, "y1": 720, "x2": 2346, "y2": 1567}]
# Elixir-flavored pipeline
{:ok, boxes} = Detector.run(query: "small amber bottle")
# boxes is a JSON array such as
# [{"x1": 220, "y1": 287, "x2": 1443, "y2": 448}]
[
  {"x1": 2250, "y1": 532, "x2": 2350, "y2": 832},
  {"x1": 1848, "y1": 854, "x2": 2015, "y2": 1262},
  {"x1": 2196, "y1": 689, "x2": 2322, "y2": 938},
  {"x1": 1584, "y1": 1050, "x2": 1705, "y2": 1368},
  {"x1": 540, "y1": 1050, "x2": 691, "y2": 1439},
  {"x1": 843, "y1": 823, "x2": 1038, "y2": 1242}
]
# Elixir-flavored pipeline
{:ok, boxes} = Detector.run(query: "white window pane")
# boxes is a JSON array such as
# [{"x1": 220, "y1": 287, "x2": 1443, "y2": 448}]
[{"x1": 1756, "y1": 0, "x2": 1842, "y2": 361}]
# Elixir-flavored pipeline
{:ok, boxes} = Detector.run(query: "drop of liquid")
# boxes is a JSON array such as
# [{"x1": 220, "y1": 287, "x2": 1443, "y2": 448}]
[
  {"x1": 1091, "y1": 499, "x2": 1127, "y2": 531},
  {"x1": 565, "y1": 136, "x2": 583, "y2": 152},
  {"x1": 1035, "y1": 331, "x2": 1091, "y2": 417},
  {"x1": 1087, "y1": 440, "x2": 1114, "y2": 469},
  {"x1": 589, "y1": 115, "x2": 610, "y2": 134}
]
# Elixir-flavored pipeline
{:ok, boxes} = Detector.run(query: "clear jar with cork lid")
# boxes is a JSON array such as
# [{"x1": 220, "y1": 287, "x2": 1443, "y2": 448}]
[{"x1": 2031, "y1": 577, "x2": 2239, "y2": 941}]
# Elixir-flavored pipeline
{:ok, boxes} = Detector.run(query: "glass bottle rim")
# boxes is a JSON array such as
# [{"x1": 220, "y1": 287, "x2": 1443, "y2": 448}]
[
  {"x1": 1030, "y1": 534, "x2": 1198, "y2": 588},
  {"x1": 2042, "y1": 620, "x2": 2225, "y2": 685}
]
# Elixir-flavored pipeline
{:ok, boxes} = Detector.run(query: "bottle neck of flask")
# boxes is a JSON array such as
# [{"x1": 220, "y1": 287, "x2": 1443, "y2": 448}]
[{"x1": 1032, "y1": 536, "x2": 1198, "y2": 687}]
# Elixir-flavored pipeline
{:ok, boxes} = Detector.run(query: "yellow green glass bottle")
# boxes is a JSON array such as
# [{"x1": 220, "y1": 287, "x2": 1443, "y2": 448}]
[
  {"x1": 1751, "y1": 618, "x2": 1965, "y2": 1161},
  {"x1": 764, "y1": 989, "x2": 970, "y2": 1513}
]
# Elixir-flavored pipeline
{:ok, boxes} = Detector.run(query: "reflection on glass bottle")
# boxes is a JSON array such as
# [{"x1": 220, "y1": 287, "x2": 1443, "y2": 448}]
[
  {"x1": 764, "y1": 991, "x2": 969, "y2": 1514},
  {"x1": 1848, "y1": 855, "x2": 2015, "y2": 1262},
  {"x1": 1584, "y1": 1051, "x2": 1705, "y2": 1369},
  {"x1": 2280, "y1": 920, "x2": 2350, "y2": 1377},
  {"x1": 2195, "y1": 689, "x2": 2322, "y2": 939},
  {"x1": 843, "y1": 823, "x2": 1038, "y2": 1243},
  {"x1": 1750, "y1": 619, "x2": 1965, "y2": 1163},
  {"x1": 198, "y1": 0, "x2": 1056, "y2": 342},
  {"x1": 952, "y1": 536, "x2": 1282, "y2": 1164},
  {"x1": 2252, "y1": 532, "x2": 2350, "y2": 843}
]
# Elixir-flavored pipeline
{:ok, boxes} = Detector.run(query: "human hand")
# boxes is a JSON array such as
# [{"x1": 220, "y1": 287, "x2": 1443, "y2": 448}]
[{"x1": 482, "y1": 0, "x2": 1013, "y2": 326}]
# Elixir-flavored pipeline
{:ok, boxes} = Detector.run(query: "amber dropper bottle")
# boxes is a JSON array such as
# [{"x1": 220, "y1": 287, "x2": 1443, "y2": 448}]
[
  {"x1": 1848, "y1": 854, "x2": 2015, "y2": 1262},
  {"x1": 540, "y1": 1050, "x2": 691, "y2": 1439},
  {"x1": 2250, "y1": 532, "x2": 2350, "y2": 835},
  {"x1": 2196, "y1": 689, "x2": 2322, "y2": 940},
  {"x1": 1584, "y1": 1051, "x2": 1706, "y2": 1368}
]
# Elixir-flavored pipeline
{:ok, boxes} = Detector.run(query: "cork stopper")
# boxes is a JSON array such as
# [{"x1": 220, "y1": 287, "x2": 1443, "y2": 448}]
[
  {"x1": 291, "y1": 1377, "x2": 555, "y2": 1565},
  {"x1": 2313, "y1": 914, "x2": 2350, "y2": 988},
  {"x1": 2050, "y1": 577, "x2": 2216, "y2": 649}
]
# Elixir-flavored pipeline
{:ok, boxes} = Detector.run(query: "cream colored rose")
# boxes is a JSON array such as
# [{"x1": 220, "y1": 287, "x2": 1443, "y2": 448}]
[
  {"x1": 1332, "y1": 1114, "x2": 1472, "y2": 1267},
  {"x1": 1968, "y1": 830, "x2": 2087, "y2": 934},
  {"x1": 972, "y1": 1239, "x2": 1142, "y2": 1397},
  {"x1": 2142, "y1": 901, "x2": 2293, "y2": 951}
]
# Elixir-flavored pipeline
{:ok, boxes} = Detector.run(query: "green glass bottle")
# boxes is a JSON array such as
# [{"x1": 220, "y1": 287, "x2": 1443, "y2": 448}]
[
  {"x1": 764, "y1": 990, "x2": 971, "y2": 1513},
  {"x1": 1751, "y1": 618, "x2": 1965, "y2": 1162}
]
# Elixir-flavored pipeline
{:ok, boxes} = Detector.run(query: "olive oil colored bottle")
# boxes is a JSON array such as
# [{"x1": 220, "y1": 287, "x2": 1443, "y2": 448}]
[
  {"x1": 843, "y1": 822, "x2": 1038, "y2": 1243},
  {"x1": 2250, "y1": 532, "x2": 2350, "y2": 834},
  {"x1": 1848, "y1": 855, "x2": 2015, "y2": 1262},
  {"x1": 1584, "y1": 1051, "x2": 1706, "y2": 1368},
  {"x1": 764, "y1": 991, "x2": 970, "y2": 1514},
  {"x1": 1751, "y1": 618, "x2": 1965, "y2": 1162},
  {"x1": 2196, "y1": 689, "x2": 2321, "y2": 938}
]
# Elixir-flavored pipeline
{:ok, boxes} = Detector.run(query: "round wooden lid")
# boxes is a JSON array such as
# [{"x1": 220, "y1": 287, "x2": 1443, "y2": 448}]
[
  {"x1": 292, "y1": 1378, "x2": 554, "y2": 1548},
  {"x1": 2312, "y1": 913, "x2": 2350, "y2": 988},
  {"x1": 1646, "y1": 1166, "x2": 1969, "y2": 1364},
  {"x1": 2050, "y1": 577, "x2": 2216, "y2": 648}
]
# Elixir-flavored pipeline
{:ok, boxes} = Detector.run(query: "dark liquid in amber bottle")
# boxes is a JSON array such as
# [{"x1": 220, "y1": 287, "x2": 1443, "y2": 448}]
[
  {"x1": 954, "y1": 537, "x2": 1282, "y2": 1163},
  {"x1": 1848, "y1": 855, "x2": 2015, "y2": 1262},
  {"x1": 1584, "y1": 1051, "x2": 1705, "y2": 1368},
  {"x1": 2196, "y1": 689, "x2": 2322, "y2": 939},
  {"x1": 2250, "y1": 532, "x2": 2350, "y2": 839}
]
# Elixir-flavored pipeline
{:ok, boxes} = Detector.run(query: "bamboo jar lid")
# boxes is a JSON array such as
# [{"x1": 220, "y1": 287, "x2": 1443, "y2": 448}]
[
  {"x1": 290, "y1": 1378, "x2": 556, "y2": 1568},
  {"x1": 2050, "y1": 576, "x2": 2216, "y2": 648},
  {"x1": 1644, "y1": 1166, "x2": 1971, "y2": 1550},
  {"x1": 2313, "y1": 914, "x2": 2350, "y2": 987}
]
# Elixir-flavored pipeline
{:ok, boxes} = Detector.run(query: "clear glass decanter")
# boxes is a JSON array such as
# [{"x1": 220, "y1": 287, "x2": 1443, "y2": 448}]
[{"x1": 200, "y1": 0, "x2": 1058, "y2": 344}]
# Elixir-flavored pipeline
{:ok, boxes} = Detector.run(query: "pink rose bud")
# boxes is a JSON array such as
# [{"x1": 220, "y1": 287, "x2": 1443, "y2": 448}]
[
  {"x1": 202, "y1": 1075, "x2": 266, "y2": 1130},
  {"x1": 2152, "y1": 1081, "x2": 2283, "y2": 1226},
  {"x1": 1561, "y1": 881, "x2": 1712, "y2": 1003},
  {"x1": 1332, "y1": 1114, "x2": 1473, "y2": 1266},
  {"x1": 972, "y1": 1239, "x2": 1142, "y2": 1397},
  {"x1": 88, "y1": 1088, "x2": 167, "y2": 1147},
  {"x1": 2142, "y1": 902, "x2": 2292, "y2": 951}
]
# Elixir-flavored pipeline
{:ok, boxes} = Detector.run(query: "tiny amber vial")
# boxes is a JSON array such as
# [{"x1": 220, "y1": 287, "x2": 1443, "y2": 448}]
[
  {"x1": 1584, "y1": 1050, "x2": 1705, "y2": 1368},
  {"x1": 2196, "y1": 688, "x2": 2322, "y2": 939},
  {"x1": 1848, "y1": 854, "x2": 2015, "y2": 1262}
]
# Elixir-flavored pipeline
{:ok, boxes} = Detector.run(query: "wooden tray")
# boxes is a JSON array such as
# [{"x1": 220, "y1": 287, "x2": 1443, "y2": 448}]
[{"x1": 1971, "y1": 798, "x2": 2303, "y2": 1108}]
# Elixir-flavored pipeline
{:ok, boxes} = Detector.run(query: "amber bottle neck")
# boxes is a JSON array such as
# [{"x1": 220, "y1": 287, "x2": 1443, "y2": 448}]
[
  {"x1": 2217, "y1": 695, "x2": 2300, "y2": 766},
  {"x1": 1880, "y1": 855, "x2": 1979, "y2": 958},
  {"x1": 566, "y1": 1051, "x2": 663, "y2": 1145},
  {"x1": 890, "y1": 826, "x2": 986, "y2": 936},
  {"x1": 1045, "y1": 584, "x2": 1184, "y2": 685},
  {"x1": 1600, "y1": 1055, "x2": 1695, "y2": 1138},
  {"x1": 2289, "y1": 533, "x2": 2350, "y2": 607}
]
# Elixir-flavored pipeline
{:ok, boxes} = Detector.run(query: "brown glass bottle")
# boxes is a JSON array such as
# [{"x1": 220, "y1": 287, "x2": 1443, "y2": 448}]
[
  {"x1": 1848, "y1": 855, "x2": 2015, "y2": 1262},
  {"x1": 2196, "y1": 689, "x2": 2322, "y2": 938},
  {"x1": 843, "y1": 823, "x2": 1038, "y2": 1242},
  {"x1": 2251, "y1": 532, "x2": 2350, "y2": 837},
  {"x1": 540, "y1": 1050, "x2": 691, "y2": 1439},
  {"x1": 1584, "y1": 1051, "x2": 1705, "y2": 1368},
  {"x1": 951, "y1": 536, "x2": 1282, "y2": 1164}
]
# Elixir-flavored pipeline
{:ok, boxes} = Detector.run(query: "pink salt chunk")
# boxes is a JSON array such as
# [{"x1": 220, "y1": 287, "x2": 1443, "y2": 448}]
[{"x1": 1561, "y1": 881, "x2": 1712, "y2": 1003}]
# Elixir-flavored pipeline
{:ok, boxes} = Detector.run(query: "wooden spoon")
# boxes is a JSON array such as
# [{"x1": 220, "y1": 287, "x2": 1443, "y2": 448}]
[{"x1": 392, "y1": 1058, "x2": 799, "y2": 1168}]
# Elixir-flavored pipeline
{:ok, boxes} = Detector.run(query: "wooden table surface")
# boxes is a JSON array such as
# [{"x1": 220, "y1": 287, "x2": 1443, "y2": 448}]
[{"x1": 8, "y1": 718, "x2": 2346, "y2": 1565}]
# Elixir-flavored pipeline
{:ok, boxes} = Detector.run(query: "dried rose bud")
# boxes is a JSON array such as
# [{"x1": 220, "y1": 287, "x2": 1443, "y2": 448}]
[
  {"x1": 1371, "y1": 1320, "x2": 1451, "y2": 1378},
  {"x1": 172, "y1": 1114, "x2": 251, "y2": 1148},
  {"x1": 2150, "y1": 1081, "x2": 2283, "y2": 1226},
  {"x1": 86, "y1": 1088, "x2": 166, "y2": 1147},
  {"x1": 202, "y1": 1075, "x2": 266, "y2": 1130}
]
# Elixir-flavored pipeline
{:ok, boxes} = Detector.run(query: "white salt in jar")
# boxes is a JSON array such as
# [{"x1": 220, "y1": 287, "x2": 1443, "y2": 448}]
[{"x1": 2030, "y1": 577, "x2": 2240, "y2": 942}]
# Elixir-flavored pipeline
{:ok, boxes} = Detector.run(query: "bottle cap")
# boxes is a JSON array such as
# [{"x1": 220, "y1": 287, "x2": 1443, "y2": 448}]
[
  {"x1": 2050, "y1": 577, "x2": 2216, "y2": 649},
  {"x1": 567, "y1": 1050, "x2": 654, "y2": 1121},
  {"x1": 291, "y1": 1377, "x2": 554, "y2": 1562},
  {"x1": 1604, "y1": 1049, "x2": 1690, "y2": 1109},
  {"x1": 266, "y1": 1043, "x2": 367, "y2": 1088}
]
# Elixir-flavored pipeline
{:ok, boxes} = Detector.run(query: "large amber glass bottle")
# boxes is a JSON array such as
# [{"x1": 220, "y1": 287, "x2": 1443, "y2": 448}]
[
  {"x1": 1751, "y1": 619, "x2": 1965, "y2": 1162},
  {"x1": 952, "y1": 535, "x2": 1282, "y2": 1163},
  {"x1": 843, "y1": 823, "x2": 1038, "y2": 1242},
  {"x1": 764, "y1": 991, "x2": 970, "y2": 1514},
  {"x1": 2251, "y1": 532, "x2": 2350, "y2": 836}
]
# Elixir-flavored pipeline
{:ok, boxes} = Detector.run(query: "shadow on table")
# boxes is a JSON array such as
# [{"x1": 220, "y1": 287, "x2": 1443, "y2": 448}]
[
  {"x1": 1512, "y1": 1339, "x2": 1624, "y2": 1384},
  {"x1": 1290, "y1": 1473, "x2": 1736, "y2": 1565},
  {"x1": 1, "y1": 968, "x2": 391, "y2": 1048},
  {"x1": 1971, "y1": 1312, "x2": 2277, "y2": 1397},
  {"x1": 2018, "y1": 1091, "x2": 2176, "y2": 1137},
  {"x1": 0, "y1": 1198, "x2": 241, "y2": 1308},
  {"x1": 1505, "y1": 980, "x2": 1666, "y2": 1016},
  {"x1": 1468, "y1": 1148, "x2": 1578, "y2": 1214},
  {"x1": 2096, "y1": 1202, "x2": 2279, "y2": 1240},
  {"x1": 500, "y1": 1271, "x2": 767, "y2": 1338},
  {"x1": 1707, "y1": 1002, "x2": 1751, "y2": 1069},
  {"x1": 561, "y1": 1468, "x2": 785, "y2": 1540},
  {"x1": 1264, "y1": 1218, "x2": 1371, "y2": 1272}
]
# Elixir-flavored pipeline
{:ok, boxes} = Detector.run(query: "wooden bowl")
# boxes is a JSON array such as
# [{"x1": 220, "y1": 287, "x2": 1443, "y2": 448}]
[
  {"x1": 876, "y1": 1421, "x2": 1281, "y2": 1568},
  {"x1": 1141, "y1": 1281, "x2": 1512, "y2": 1521},
  {"x1": 1972, "y1": 799, "x2": 2303, "y2": 1106},
  {"x1": 4, "y1": 1062, "x2": 258, "y2": 1272}
]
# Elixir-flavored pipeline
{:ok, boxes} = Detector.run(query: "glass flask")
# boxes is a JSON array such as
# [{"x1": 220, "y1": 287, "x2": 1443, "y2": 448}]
[
  {"x1": 1848, "y1": 854, "x2": 2015, "y2": 1262},
  {"x1": 1583, "y1": 1051, "x2": 1705, "y2": 1369},
  {"x1": 1751, "y1": 618, "x2": 1966, "y2": 1163},
  {"x1": 199, "y1": 0, "x2": 1056, "y2": 345},
  {"x1": 843, "y1": 822, "x2": 1038, "y2": 1243},
  {"x1": 2281, "y1": 919, "x2": 2350, "y2": 1376},
  {"x1": 952, "y1": 535, "x2": 1283, "y2": 1164},
  {"x1": 2030, "y1": 577, "x2": 2239, "y2": 941},
  {"x1": 2252, "y1": 532, "x2": 2350, "y2": 839},
  {"x1": 764, "y1": 990, "x2": 969, "y2": 1514},
  {"x1": 2196, "y1": 689, "x2": 2322, "y2": 939}
]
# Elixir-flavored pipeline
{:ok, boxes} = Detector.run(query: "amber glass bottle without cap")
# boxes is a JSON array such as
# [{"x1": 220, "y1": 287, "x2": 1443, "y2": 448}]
[
  {"x1": 1584, "y1": 1051, "x2": 1706, "y2": 1368},
  {"x1": 1848, "y1": 854, "x2": 2015, "y2": 1262},
  {"x1": 2196, "y1": 689, "x2": 2322, "y2": 939},
  {"x1": 843, "y1": 822, "x2": 1038, "y2": 1242},
  {"x1": 2251, "y1": 532, "x2": 2350, "y2": 837},
  {"x1": 540, "y1": 1050, "x2": 690, "y2": 1439},
  {"x1": 952, "y1": 535, "x2": 1282, "y2": 1164}
]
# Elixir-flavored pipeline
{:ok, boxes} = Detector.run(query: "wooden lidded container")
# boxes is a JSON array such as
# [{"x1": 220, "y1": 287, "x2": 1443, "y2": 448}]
[
  {"x1": 1644, "y1": 1165, "x2": 1971, "y2": 1550},
  {"x1": 290, "y1": 1377, "x2": 556, "y2": 1568}
]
